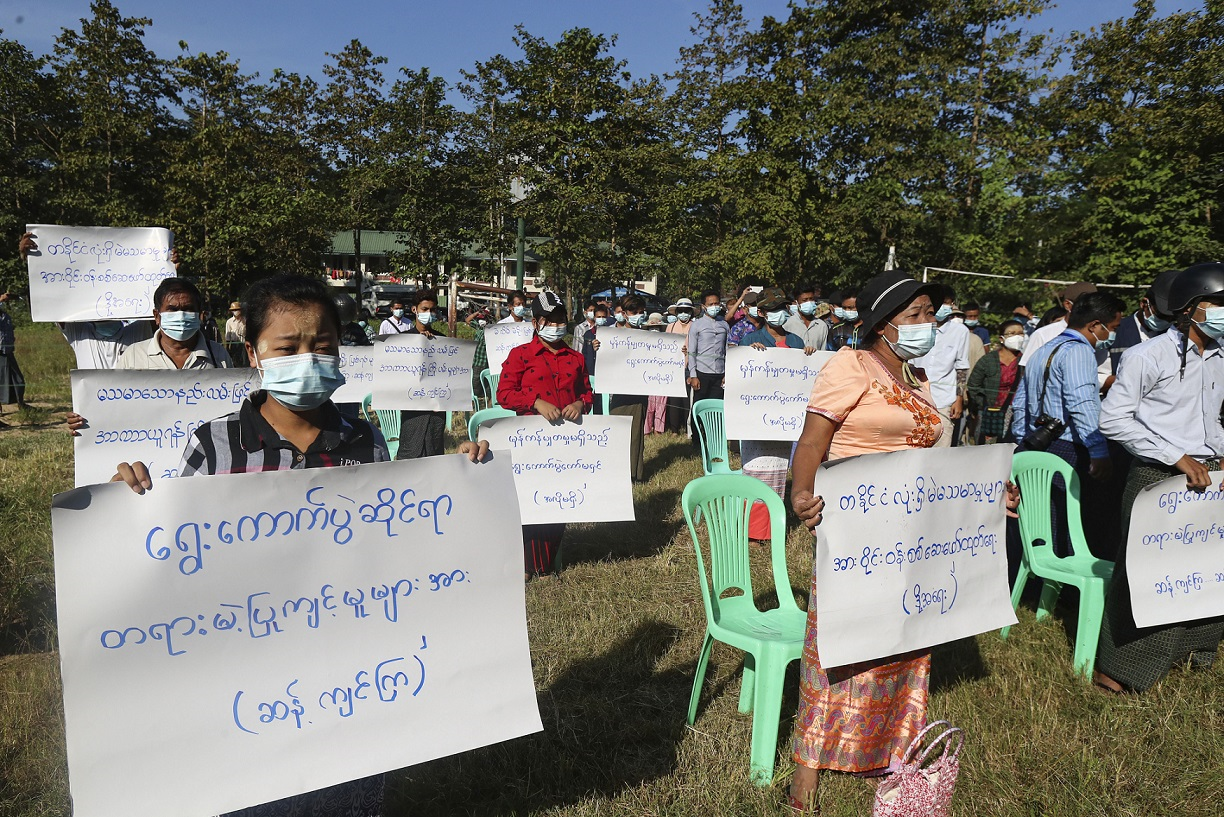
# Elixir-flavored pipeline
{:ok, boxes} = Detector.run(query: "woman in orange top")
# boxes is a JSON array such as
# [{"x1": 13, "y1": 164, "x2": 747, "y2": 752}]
[{"x1": 786, "y1": 271, "x2": 945, "y2": 814}]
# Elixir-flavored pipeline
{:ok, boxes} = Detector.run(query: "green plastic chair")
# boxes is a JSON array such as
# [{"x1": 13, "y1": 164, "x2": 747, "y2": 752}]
[
  {"x1": 361, "y1": 394, "x2": 374, "y2": 423},
  {"x1": 681, "y1": 474, "x2": 807, "y2": 786},
  {"x1": 692, "y1": 399, "x2": 741, "y2": 475},
  {"x1": 372, "y1": 405, "x2": 401, "y2": 460},
  {"x1": 481, "y1": 370, "x2": 501, "y2": 408},
  {"x1": 587, "y1": 375, "x2": 611, "y2": 415},
  {"x1": 468, "y1": 407, "x2": 516, "y2": 442},
  {"x1": 1001, "y1": 451, "x2": 1115, "y2": 679}
]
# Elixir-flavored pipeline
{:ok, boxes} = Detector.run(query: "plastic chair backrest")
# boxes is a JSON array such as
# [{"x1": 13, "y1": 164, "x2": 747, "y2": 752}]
[
  {"x1": 481, "y1": 370, "x2": 500, "y2": 407},
  {"x1": 589, "y1": 375, "x2": 611, "y2": 415},
  {"x1": 373, "y1": 408, "x2": 401, "y2": 458},
  {"x1": 361, "y1": 394, "x2": 374, "y2": 423},
  {"x1": 1011, "y1": 450, "x2": 1093, "y2": 567},
  {"x1": 469, "y1": 407, "x2": 516, "y2": 442},
  {"x1": 693, "y1": 399, "x2": 733, "y2": 474},
  {"x1": 681, "y1": 474, "x2": 799, "y2": 625}
]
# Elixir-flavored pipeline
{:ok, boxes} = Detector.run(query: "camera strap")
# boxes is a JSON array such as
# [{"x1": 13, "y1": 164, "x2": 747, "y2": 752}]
[{"x1": 1035, "y1": 339, "x2": 1073, "y2": 421}]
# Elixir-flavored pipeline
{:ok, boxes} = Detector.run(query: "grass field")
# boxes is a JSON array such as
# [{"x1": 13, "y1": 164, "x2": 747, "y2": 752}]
[{"x1": 1, "y1": 320, "x2": 1221, "y2": 817}]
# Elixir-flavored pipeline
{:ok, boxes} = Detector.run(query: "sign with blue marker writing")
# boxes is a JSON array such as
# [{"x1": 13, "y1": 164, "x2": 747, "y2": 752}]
[
  {"x1": 484, "y1": 321, "x2": 535, "y2": 375},
  {"x1": 1124, "y1": 474, "x2": 1224, "y2": 628},
  {"x1": 71, "y1": 368, "x2": 262, "y2": 487},
  {"x1": 332, "y1": 341, "x2": 381, "y2": 404},
  {"x1": 24, "y1": 224, "x2": 176, "y2": 322},
  {"x1": 814, "y1": 445, "x2": 1017, "y2": 667},
  {"x1": 52, "y1": 454, "x2": 541, "y2": 817},
  {"x1": 593, "y1": 327, "x2": 687, "y2": 397},
  {"x1": 371, "y1": 333, "x2": 476, "y2": 411},
  {"x1": 724, "y1": 346, "x2": 835, "y2": 439},
  {"x1": 476, "y1": 415, "x2": 636, "y2": 524}
]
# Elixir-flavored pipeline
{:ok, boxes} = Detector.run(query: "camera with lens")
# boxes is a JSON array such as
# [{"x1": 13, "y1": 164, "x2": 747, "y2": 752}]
[{"x1": 1022, "y1": 413, "x2": 1066, "y2": 451}]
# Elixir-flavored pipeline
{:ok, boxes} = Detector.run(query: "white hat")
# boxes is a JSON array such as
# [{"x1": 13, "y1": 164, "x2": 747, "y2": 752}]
[
  {"x1": 645, "y1": 312, "x2": 666, "y2": 326},
  {"x1": 668, "y1": 298, "x2": 695, "y2": 314}
]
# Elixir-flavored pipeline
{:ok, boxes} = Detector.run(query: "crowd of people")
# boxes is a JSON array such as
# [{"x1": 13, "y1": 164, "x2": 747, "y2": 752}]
[{"x1": 11, "y1": 225, "x2": 1224, "y2": 816}]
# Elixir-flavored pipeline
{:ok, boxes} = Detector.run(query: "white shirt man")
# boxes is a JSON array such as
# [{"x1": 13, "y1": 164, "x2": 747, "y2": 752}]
[
  {"x1": 379, "y1": 304, "x2": 411, "y2": 335},
  {"x1": 58, "y1": 321, "x2": 153, "y2": 369},
  {"x1": 913, "y1": 316, "x2": 970, "y2": 447},
  {"x1": 117, "y1": 329, "x2": 231, "y2": 369}
]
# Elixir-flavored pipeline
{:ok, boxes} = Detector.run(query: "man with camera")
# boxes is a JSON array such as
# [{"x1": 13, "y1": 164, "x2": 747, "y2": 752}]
[{"x1": 1010, "y1": 292, "x2": 1127, "y2": 557}]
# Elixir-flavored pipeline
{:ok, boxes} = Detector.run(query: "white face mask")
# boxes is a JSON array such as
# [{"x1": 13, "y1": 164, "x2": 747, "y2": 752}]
[{"x1": 1002, "y1": 334, "x2": 1027, "y2": 353}]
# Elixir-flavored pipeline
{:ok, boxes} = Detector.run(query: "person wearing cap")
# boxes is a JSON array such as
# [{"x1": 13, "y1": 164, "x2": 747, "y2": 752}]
[
  {"x1": 497, "y1": 290, "x2": 593, "y2": 577},
  {"x1": 666, "y1": 299, "x2": 696, "y2": 433},
  {"x1": 1010, "y1": 291, "x2": 1127, "y2": 559},
  {"x1": 1109, "y1": 270, "x2": 1179, "y2": 370},
  {"x1": 605, "y1": 295, "x2": 650, "y2": 480},
  {"x1": 786, "y1": 270, "x2": 947, "y2": 813},
  {"x1": 687, "y1": 290, "x2": 730, "y2": 445},
  {"x1": 912, "y1": 290, "x2": 971, "y2": 447},
  {"x1": 1019, "y1": 282, "x2": 1116, "y2": 393},
  {"x1": 644, "y1": 311, "x2": 666, "y2": 331},
  {"x1": 727, "y1": 290, "x2": 760, "y2": 346},
  {"x1": 1095, "y1": 262, "x2": 1224, "y2": 694},
  {"x1": 784, "y1": 281, "x2": 830, "y2": 353}
]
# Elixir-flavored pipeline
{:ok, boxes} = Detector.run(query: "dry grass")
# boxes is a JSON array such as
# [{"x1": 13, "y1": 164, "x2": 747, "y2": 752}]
[{"x1": 2, "y1": 322, "x2": 1222, "y2": 816}]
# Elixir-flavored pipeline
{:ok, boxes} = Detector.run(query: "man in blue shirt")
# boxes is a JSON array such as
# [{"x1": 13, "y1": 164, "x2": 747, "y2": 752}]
[{"x1": 1011, "y1": 291, "x2": 1126, "y2": 556}]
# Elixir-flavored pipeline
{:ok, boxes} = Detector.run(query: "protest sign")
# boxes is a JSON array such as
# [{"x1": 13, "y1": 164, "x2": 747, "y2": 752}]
[
  {"x1": 485, "y1": 322, "x2": 534, "y2": 375},
  {"x1": 1124, "y1": 475, "x2": 1224, "y2": 628},
  {"x1": 371, "y1": 334, "x2": 476, "y2": 411},
  {"x1": 52, "y1": 454, "x2": 541, "y2": 817},
  {"x1": 25, "y1": 224, "x2": 176, "y2": 322},
  {"x1": 476, "y1": 415, "x2": 635, "y2": 524},
  {"x1": 333, "y1": 343, "x2": 380, "y2": 404},
  {"x1": 593, "y1": 327, "x2": 687, "y2": 398},
  {"x1": 724, "y1": 346, "x2": 834, "y2": 440},
  {"x1": 71, "y1": 368, "x2": 261, "y2": 487},
  {"x1": 814, "y1": 445, "x2": 1017, "y2": 667}
]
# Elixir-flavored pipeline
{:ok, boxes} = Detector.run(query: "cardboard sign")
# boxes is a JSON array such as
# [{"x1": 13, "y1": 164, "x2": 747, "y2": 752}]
[
  {"x1": 484, "y1": 322, "x2": 534, "y2": 376},
  {"x1": 1124, "y1": 475, "x2": 1224, "y2": 628},
  {"x1": 371, "y1": 334, "x2": 476, "y2": 411},
  {"x1": 814, "y1": 445, "x2": 1018, "y2": 667},
  {"x1": 476, "y1": 415, "x2": 635, "y2": 524},
  {"x1": 25, "y1": 225, "x2": 176, "y2": 322},
  {"x1": 593, "y1": 328, "x2": 687, "y2": 397},
  {"x1": 71, "y1": 368, "x2": 261, "y2": 487},
  {"x1": 724, "y1": 346, "x2": 834, "y2": 439},
  {"x1": 52, "y1": 455, "x2": 541, "y2": 817}
]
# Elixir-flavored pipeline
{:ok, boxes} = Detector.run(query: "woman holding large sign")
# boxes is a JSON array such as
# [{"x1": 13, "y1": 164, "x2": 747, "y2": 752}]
[{"x1": 786, "y1": 270, "x2": 945, "y2": 814}]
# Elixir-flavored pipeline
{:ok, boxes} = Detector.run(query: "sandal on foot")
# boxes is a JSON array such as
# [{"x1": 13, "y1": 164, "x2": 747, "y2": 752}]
[{"x1": 787, "y1": 794, "x2": 821, "y2": 815}]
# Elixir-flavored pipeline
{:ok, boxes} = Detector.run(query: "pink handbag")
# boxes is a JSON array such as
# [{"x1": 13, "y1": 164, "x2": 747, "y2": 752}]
[{"x1": 872, "y1": 720, "x2": 964, "y2": 817}]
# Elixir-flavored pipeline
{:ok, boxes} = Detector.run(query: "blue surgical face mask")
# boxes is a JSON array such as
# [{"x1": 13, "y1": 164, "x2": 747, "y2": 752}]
[
  {"x1": 94, "y1": 321, "x2": 124, "y2": 338},
  {"x1": 766, "y1": 309, "x2": 789, "y2": 327},
  {"x1": 595, "y1": 317, "x2": 609, "y2": 327},
  {"x1": 615, "y1": 312, "x2": 627, "y2": 324},
  {"x1": 585, "y1": 310, "x2": 595, "y2": 321},
  {"x1": 256, "y1": 352, "x2": 345, "y2": 410},
  {"x1": 1194, "y1": 305, "x2": 1224, "y2": 340},
  {"x1": 627, "y1": 313, "x2": 646, "y2": 327},
  {"x1": 886, "y1": 321, "x2": 938, "y2": 360},
  {"x1": 842, "y1": 309, "x2": 859, "y2": 323},
  {"x1": 747, "y1": 306, "x2": 759, "y2": 318},
  {"x1": 965, "y1": 319, "x2": 979, "y2": 327},
  {"x1": 666, "y1": 314, "x2": 678, "y2": 324},
  {"x1": 799, "y1": 301, "x2": 818, "y2": 317},
  {"x1": 705, "y1": 305, "x2": 722, "y2": 317},
  {"x1": 833, "y1": 307, "x2": 847, "y2": 320},
  {"x1": 788, "y1": 304, "x2": 799, "y2": 316},
  {"x1": 678, "y1": 312, "x2": 692, "y2": 323},
  {"x1": 935, "y1": 304, "x2": 954, "y2": 322},
  {"x1": 538, "y1": 325, "x2": 566, "y2": 343},
  {"x1": 417, "y1": 311, "x2": 435, "y2": 326},
  {"x1": 159, "y1": 310, "x2": 200, "y2": 342},
  {"x1": 392, "y1": 308, "x2": 404, "y2": 319},
  {"x1": 1144, "y1": 312, "x2": 1171, "y2": 334},
  {"x1": 512, "y1": 305, "x2": 529, "y2": 318},
  {"x1": 1093, "y1": 325, "x2": 1116, "y2": 351}
]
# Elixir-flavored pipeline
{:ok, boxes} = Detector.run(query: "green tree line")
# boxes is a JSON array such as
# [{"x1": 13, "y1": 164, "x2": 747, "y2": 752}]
[{"x1": 2, "y1": 0, "x2": 1221, "y2": 307}]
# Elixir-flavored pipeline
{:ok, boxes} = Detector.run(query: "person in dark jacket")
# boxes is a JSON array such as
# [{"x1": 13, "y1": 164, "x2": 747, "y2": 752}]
[{"x1": 965, "y1": 319, "x2": 1026, "y2": 444}]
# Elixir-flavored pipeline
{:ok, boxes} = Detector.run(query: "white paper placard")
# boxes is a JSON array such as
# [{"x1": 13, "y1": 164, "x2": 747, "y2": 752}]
[
  {"x1": 592, "y1": 327, "x2": 687, "y2": 397},
  {"x1": 52, "y1": 455, "x2": 541, "y2": 817},
  {"x1": 484, "y1": 322, "x2": 535, "y2": 376},
  {"x1": 1124, "y1": 475, "x2": 1224, "y2": 628},
  {"x1": 25, "y1": 224, "x2": 176, "y2": 322},
  {"x1": 333, "y1": 343, "x2": 380, "y2": 404},
  {"x1": 475, "y1": 415, "x2": 636, "y2": 524},
  {"x1": 814, "y1": 445, "x2": 1017, "y2": 667},
  {"x1": 71, "y1": 368, "x2": 261, "y2": 487},
  {"x1": 724, "y1": 346, "x2": 835, "y2": 440},
  {"x1": 371, "y1": 334, "x2": 476, "y2": 411}
]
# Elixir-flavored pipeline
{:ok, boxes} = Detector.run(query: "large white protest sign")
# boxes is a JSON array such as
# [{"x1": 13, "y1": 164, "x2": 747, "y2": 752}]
[
  {"x1": 814, "y1": 445, "x2": 1017, "y2": 667},
  {"x1": 724, "y1": 346, "x2": 835, "y2": 440},
  {"x1": 593, "y1": 327, "x2": 687, "y2": 397},
  {"x1": 1124, "y1": 475, "x2": 1224, "y2": 628},
  {"x1": 485, "y1": 322, "x2": 535, "y2": 375},
  {"x1": 71, "y1": 368, "x2": 261, "y2": 487},
  {"x1": 333, "y1": 342, "x2": 380, "y2": 404},
  {"x1": 52, "y1": 455, "x2": 541, "y2": 817},
  {"x1": 371, "y1": 334, "x2": 476, "y2": 411},
  {"x1": 25, "y1": 225, "x2": 176, "y2": 322},
  {"x1": 476, "y1": 415, "x2": 635, "y2": 524}
]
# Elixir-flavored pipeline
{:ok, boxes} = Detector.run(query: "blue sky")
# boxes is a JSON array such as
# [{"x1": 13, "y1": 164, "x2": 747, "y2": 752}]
[{"x1": 2, "y1": 0, "x2": 1202, "y2": 91}]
